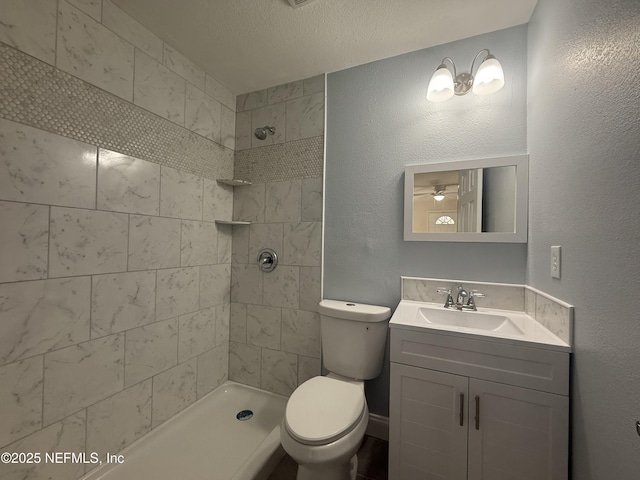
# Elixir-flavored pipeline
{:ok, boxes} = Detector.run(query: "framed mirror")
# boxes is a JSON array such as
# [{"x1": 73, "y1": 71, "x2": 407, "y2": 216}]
[{"x1": 404, "y1": 155, "x2": 528, "y2": 242}]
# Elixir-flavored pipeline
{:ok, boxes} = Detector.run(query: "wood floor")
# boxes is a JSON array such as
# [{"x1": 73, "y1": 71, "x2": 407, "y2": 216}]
[{"x1": 267, "y1": 435, "x2": 388, "y2": 480}]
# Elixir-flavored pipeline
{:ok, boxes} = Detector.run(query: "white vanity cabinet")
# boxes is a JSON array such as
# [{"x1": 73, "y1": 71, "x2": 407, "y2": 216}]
[{"x1": 389, "y1": 326, "x2": 570, "y2": 480}]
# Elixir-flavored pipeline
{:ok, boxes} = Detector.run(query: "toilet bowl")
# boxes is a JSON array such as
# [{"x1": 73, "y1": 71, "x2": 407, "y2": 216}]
[
  {"x1": 280, "y1": 300, "x2": 391, "y2": 480},
  {"x1": 280, "y1": 375, "x2": 369, "y2": 480}
]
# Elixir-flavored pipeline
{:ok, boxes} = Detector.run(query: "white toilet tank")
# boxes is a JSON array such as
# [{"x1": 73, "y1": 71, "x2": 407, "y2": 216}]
[{"x1": 318, "y1": 299, "x2": 392, "y2": 380}]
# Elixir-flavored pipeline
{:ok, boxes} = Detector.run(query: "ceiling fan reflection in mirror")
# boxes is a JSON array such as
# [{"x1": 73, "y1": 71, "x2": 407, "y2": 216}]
[{"x1": 413, "y1": 184, "x2": 459, "y2": 201}]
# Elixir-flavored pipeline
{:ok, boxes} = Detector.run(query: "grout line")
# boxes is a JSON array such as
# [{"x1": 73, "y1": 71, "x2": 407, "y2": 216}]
[
  {"x1": 158, "y1": 166, "x2": 164, "y2": 218},
  {"x1": 95, "y1": 0, "x2": 103, "y2": 21},
  {"x1": 0, "y1": 307, "x2": 194, "y2": 369},
  {"x1": 200, "y1": 177, "x2": 204, "y2": 222},
  {"x1": 150, "y1": 374, "x2": 155, "y2": 428},
  {"x1": 41, "y1": 353, "x2": 45, "y2": 434},
  {"x1": 54, "y1": 0, "x2": 60, "y2": 69},
  {"x1": 176, "y1": 316, "x2": 181, "y2": 365},
  {"x1": 0, "y1": 261, "x2": 223, "y2": 288},
  {"x1": 123, "y1": 330, "x2": 129, "y2": 389},
  {"x1": 179, "y1": 220, "x2": 184, "y2": 267},
  {"x1": 46, "y1": 206, "x2": 52, "y2": 279},
  {"x1": 182, "y1": 78, "x2": 190, "y2": 131},
  {"x1": 153, "y1": 268, "x2": 158, "y2": 324},
  {"x1": 94, "y1": 147, "x2": 100, "y2": 209},
  {"x1": 83, "y1": 405, "x2": 88, "y2": 467},
  {"x1": 132, "y1": 47, "x2": 137, "y2": 105},
  {"x1": 0, "y1": 199, "x2": 207, "y2": 222},
  {"x1": 125, "y1": 213, "x2": 130, "y2": 272},
  {"x1": 88, "y1": 275, "x2": 94, "y2": 340}
]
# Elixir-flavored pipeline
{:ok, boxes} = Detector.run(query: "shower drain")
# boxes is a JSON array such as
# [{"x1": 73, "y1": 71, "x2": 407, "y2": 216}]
[{"x1": 236, "y1": 410, "x2": 253, "y2": 421}]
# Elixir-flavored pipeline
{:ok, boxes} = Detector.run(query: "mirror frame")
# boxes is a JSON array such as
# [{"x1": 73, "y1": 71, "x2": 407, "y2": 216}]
[{"x1": 404, "y1": 155, "x2": 528, "y2": 243}]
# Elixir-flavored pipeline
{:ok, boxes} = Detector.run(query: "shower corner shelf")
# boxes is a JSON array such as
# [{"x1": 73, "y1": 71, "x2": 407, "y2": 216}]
[
  {"x1": 216, "y1": 179, "x2": 252, "y2": 187},
  {"x1": 214, "y1": 220, "x2": 251, "y2": 226}
]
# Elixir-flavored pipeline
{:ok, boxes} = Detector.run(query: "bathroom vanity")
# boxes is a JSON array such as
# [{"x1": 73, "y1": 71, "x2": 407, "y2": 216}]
[{"x1": 388, "y1": 299, "x2": 571, "y2": 480}]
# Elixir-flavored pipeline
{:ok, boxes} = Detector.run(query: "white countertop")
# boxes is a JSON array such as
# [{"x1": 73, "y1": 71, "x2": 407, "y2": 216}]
[{"x1": 389, "y1": 300, "x2": 572, "y2": 353}]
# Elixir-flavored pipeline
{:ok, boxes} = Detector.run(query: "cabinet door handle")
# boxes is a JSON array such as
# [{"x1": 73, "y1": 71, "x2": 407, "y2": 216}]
[
  {"x1": 459, "y1": 393, "x2": 464, "y2": 426},
  {"x1": 475, "y1": 395, "x2": 480, "y2": 430}
]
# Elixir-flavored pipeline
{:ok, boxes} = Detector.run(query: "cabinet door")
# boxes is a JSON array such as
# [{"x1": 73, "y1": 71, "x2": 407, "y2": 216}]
[
  {"x1": 389, "y1": 363, "x2": 469, "y2": 480},
  {"x1": 468, "y1": 379, "x2": 569, "y2": 480}
]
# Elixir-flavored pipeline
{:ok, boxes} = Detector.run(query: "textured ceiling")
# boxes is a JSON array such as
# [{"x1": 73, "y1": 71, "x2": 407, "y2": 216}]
[{"x1": 111, "y1": 0, "x2": 537, "y2": 95}]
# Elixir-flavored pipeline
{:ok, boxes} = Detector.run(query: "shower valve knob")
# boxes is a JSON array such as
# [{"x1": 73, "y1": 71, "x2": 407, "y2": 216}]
[{"x1": 257, "y1": 249, "x2": 278, "y2": 273}]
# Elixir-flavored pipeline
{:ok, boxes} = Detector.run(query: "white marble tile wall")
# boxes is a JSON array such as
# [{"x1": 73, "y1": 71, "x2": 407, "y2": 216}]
[
  {"x1": 0, "y1": 201, "x2": 49, "y2": 283},
  {"x1": 401, "y1": 277, "x2": 573, "y2": 344},
  {"x1": 0, "y1": 0, "x2": 236, "y2": 150},
  {"x1": 525, "y1": 286, "x2": 573, "y2": 344},
  {"x1": 235, "y1": 75, "x2": 325, "y2": 151},
  {"x1": 230, "y1": 79, "x2": 325, "y2": 396},
  {"x1": 86, "y1": 379, "x2": 152, "y2": 459},
  {"x1": 97, "y1": 149, "x2": 161, "y2": 215},
  {"x1": 186, "y1": 83, "x2": 222, "y2": 143},
  {"x1": 0, "y1": 119, "x2": 231, "y2": 480},
  {"x1": 134, "y1": 49, "x2": 186, "y2": 125},
  {"x1": 401, "y1": 276, "x2": 526, "y2": 310},
  {"x1": 102, "y1": 0, "x2": 162, "y2": 62},
  {"x1": 0, "y1": 412, "x2": 86, "y2": 480},
  {"x1": 0, "y1": 119, "x2": 97, "y2": 208},
  {"x1": 230, "y1": 177, "x2": 323, "y2": 397},
  {"x1": 66, "y1": 0, "x2": 102, "y2": 21},
  {"x1": 0, "y1": 0, "x2": 57, "y2": 64}
]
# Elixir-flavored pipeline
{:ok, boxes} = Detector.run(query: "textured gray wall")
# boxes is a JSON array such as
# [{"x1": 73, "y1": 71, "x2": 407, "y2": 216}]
[
  {"x1": 325, "y1": 25, "x2": 528, "y2": 415},
  {"x1": 527, "y1": 1, "x2": 640, "y2": 478}
]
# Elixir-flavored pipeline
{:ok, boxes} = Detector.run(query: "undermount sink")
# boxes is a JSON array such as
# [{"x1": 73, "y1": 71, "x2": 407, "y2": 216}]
[{"x1": 416, "y1": 306, "x2": 525, "y2": 336}]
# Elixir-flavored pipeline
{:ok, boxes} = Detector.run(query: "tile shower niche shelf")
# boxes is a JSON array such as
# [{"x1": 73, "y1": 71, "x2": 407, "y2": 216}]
[
  {"x1": 216, "y1": 179, "x2": 252, "y2": 187},
  {"x1": 215, "y1": 179, "x2": 252, "y2": 225},
  {"x1": 214, "y1": 220, "x2": 251, "y2": 225}
]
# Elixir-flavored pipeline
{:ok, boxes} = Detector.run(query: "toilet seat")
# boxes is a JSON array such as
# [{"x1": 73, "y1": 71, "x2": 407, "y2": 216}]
[{"x1": 284, "y1": 376, "x2": 365, "y2": 446}]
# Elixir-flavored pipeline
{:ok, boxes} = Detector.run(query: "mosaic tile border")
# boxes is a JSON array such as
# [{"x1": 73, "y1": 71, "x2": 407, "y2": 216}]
[
  {"x1": 234, "y1": 136, "x2": 324, "y2": 183},
  {"x1": 0, "y1": 42, "x2": 232, "y2": 181}
]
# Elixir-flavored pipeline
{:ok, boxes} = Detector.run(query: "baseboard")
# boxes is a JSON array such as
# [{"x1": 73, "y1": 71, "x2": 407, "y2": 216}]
[{"x1": 365, "y1": 413, "x2": 389, "y2": 441}]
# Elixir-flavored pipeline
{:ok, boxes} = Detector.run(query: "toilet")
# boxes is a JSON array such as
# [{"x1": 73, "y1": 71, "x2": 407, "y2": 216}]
[{"x1": 280, "y1": 299, "x2": 391, "y2": 480}]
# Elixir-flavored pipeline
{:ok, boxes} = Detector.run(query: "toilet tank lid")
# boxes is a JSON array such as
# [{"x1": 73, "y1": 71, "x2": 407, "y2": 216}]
[{"x1": 318, "y1": 299, "x2": 391, "y2": 323}]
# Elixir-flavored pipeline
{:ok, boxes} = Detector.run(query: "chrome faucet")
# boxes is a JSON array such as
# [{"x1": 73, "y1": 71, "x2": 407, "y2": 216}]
[
  {"x1": 437, "y1": 285, "x2": 485, "y2": 311},
  {"x1": 436, "y1": 287, "x2": 454, "y2": 309},
  {"x1": 455, "y1": 286, "x2": 468, "y2": 307}
]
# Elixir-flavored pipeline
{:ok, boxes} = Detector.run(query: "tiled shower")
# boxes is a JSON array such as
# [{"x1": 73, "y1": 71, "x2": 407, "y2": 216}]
[
  {"x1": 229, "y1": 81, "x2": 325, "y2": 396},
  {"x1": 0, "y1": 1, "x2": 324, "y2": 479}
]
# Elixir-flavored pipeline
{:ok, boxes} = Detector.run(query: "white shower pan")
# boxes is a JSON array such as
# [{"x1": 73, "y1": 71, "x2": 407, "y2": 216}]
[{"x1": 82, "y1": 381, "x2": 287, "y2": 480}]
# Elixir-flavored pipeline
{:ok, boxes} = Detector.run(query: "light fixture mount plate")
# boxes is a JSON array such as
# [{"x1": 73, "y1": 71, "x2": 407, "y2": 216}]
[{"x1": 454, "y1": 72, "x2": 473, "y2": 96}]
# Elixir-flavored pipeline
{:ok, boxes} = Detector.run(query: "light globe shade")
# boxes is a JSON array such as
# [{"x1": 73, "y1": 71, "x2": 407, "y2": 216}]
[
  {"x1": 427, "y1": 66, "x2": 454, "y2": 102},
  {"x1": 472, "y1": 57, "x2": 505, "y2": 95},
  {"x1": 433, "y1": 194, "x2": 445, "y2": 201}
]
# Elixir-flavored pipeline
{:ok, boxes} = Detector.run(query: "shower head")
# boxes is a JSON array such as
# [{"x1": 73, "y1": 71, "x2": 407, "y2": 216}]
[{"x1": 254, "y1": 126, "x2": 276, "y2": 140}]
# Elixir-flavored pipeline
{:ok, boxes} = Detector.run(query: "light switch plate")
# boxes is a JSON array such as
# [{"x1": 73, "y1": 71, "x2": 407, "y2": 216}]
[{"x1": 551, "y1": 246, "x2": 561, "y2": 279}]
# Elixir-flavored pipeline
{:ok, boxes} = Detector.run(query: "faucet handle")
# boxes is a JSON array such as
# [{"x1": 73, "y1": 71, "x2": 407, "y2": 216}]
[
  {"x1": 465, "y1": 290, "x2": 485, "y2": 311},
  {"x1": 437, "y1": 287, "x2": 454, "y2": 309}
]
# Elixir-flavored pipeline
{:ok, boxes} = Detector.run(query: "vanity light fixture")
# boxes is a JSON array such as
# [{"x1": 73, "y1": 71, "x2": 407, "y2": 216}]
[{"x1": 426, "y1": 49, "x2": 505, "y2": 102}]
